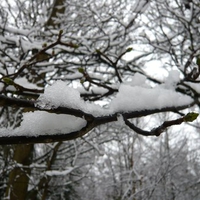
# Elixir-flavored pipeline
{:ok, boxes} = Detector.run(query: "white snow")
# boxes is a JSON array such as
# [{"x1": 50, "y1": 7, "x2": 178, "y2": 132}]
[
  {"x1": 36, "y1": 81, "x2": 82, "y2": 109},
  {"x1": 90, "y1": 87, "x2": 108, "y2": 94},
  {"x1": 125, "y1": 73, "x2": 148, "y2": 87},
  {"x1": 0, "y1": 79, "x2": 194, "y2": 137},
  {"x1": 0, "y1": 111, "x2": 86, "y2": 137},
  {"x1": 65, "y1": 71, "x2": 83, "y2": 79},
  {"x1": 20, "y1": 111, "x2": 87, "y2": 136},
  {"x1": 45, "y1": 167, "x2": 75, "y2": 176},
  {"x1": 15, "y1": 78, "x2": 43, "y2": 89},
  {"x1": 161, "y1": 70, "x2": 180, "y2": 89},
  {"x1": 36, "y1": 80, "x2": 107, "y2": 116},
  {"x1": 117, "y1": 114, "x2": 125, "y2": 127},
  {"x1": 185, "y1": 81, "x2": 200, "y2": 94},
  {"x1": 109, "y1": 84, "x2": 193, "y2": 113}
]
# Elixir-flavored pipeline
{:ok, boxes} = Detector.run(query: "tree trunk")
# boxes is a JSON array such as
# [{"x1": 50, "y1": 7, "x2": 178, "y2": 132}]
[{"x1": 6, "y1": 144, "x2": 33, "y2": 200}]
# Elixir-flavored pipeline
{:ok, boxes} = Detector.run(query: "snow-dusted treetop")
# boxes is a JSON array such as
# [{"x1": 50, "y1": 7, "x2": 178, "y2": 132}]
[{"x1": 0, "y1": 0, "x2": 199, "y2": 144}]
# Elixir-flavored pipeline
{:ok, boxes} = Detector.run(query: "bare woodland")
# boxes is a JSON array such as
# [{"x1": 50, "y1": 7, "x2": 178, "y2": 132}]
[{"x1": 0, "y1": 0, "x2": 200, "y2": 199}]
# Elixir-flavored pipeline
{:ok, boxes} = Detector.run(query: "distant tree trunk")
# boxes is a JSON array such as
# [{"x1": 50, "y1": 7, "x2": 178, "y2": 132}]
[
  {"x1": 6, "y1": 144, "x2": 33, "y2": 200},
  {"x1": 46, "y1": 0, "x2": 65, "y2": 28}
]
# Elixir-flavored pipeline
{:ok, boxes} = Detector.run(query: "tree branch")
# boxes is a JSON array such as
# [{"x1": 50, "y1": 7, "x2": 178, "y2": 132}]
[
  {"x1": 123, "y1": 115, "x2": 185, "y2": 136},
  {"x1": 0, "y1": 94, "x2": 94, "y2": 121},
  {"x1": 3, "y1": 32, "x2": 78, "y2": 79},
  {"x1": 0, "y1": 93, "x2": 196, "y2": 144},
  {"x1": 0, "y1": 120, "x2": 96, "y2": 145}
]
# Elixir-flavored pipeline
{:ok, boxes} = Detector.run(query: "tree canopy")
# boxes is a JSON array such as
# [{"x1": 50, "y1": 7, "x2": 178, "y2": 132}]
[
  {"x1": 0, "y1": 0, "x2": 199, "y2": 144},
  {"x1": 0, "y1": 1, "x2": 200, "y2": 200}
]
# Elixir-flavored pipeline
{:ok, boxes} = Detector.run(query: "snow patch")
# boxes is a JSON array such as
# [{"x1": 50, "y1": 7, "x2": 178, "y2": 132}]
[
  {"x1": 109, "y1": 84, "x2": 192, "y2": 113},
  {"x1": 126, "y1": 73, "x2": 148, "y2": 87},
  {"x1": 15, "y1": 77, "x2": 43, "y2": 89},
  {"x1": 46, "y1": 167, "x2": 74, "y2": 176},
  {"x1": 0, "y1": 111, "x2": 86, "y2": 137},
  {"x1": 162, "y1": 70, "x2": 180, "y2": 89},
  {"x1": 36, "y1": 80, "x2": 108, "y2": 116}
]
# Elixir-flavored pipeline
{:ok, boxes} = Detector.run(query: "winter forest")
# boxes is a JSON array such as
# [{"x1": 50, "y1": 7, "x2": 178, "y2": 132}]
[{"x1": 0, "y1": 0, "x2": 200, "y2": 199}]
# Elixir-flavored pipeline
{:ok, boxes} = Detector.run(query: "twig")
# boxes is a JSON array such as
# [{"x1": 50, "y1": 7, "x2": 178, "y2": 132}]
[{"x1": 123, "y1": 115, "x2": 184, "y2": 136}]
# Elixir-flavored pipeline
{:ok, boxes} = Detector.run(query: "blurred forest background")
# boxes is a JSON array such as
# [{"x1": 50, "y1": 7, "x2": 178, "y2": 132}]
[{"x1": 0, "y1": 0, "x2": 200, "y2": 199}]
